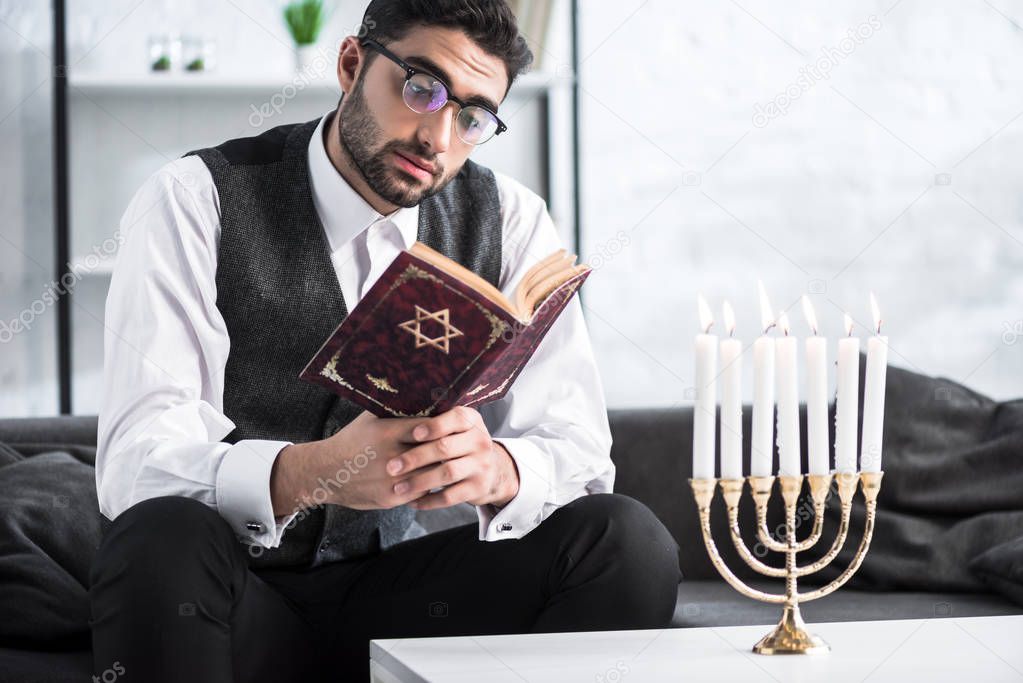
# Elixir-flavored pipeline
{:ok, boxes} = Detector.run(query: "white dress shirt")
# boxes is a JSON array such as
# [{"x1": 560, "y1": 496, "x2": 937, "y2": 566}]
[{"x1": 96, "y1": 109, "x2": 614, "y2": 551}]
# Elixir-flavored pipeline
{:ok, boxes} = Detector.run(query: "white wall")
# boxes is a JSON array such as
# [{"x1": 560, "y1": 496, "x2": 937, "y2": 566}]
[
  {"x1": 0, "y1": 2, "x2": 58, "y2": 416},
  {"x1": 578, "y1": 0, "x2": 1023, "y2": 407}
]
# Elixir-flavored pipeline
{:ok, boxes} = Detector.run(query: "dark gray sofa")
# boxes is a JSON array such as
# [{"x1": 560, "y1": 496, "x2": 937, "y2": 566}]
[{"x1": 1, "y1": 396, "x2": 1021, "y2": 682}]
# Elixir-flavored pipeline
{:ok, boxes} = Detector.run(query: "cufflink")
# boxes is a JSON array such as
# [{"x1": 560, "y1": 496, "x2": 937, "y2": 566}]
[
  {"x1": 498, "y1": 522, "x2": 513, "y2": 532},
  {"x1": 245, "y1": 521, "x2": 265, "y2": 533}
]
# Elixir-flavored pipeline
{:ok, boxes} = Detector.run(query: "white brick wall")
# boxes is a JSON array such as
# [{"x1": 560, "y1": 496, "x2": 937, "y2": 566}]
[{"x1": 578, "y1": 0, "x2": 1023, "y2": 406}]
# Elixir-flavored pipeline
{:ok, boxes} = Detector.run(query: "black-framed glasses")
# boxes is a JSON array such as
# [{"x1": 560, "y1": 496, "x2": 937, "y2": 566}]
[{"x1": 360, "y1": 37, "x2": 507, "y2": 145}]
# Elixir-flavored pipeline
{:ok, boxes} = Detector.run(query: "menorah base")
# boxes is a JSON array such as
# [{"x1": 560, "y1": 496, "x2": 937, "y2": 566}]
[{"x1": 752, "y1": 604, "x2": 829, "y2": 655}]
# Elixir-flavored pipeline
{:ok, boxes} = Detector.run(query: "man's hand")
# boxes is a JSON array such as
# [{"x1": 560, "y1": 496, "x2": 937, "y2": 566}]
[
  {"x1": 270, "y1": 406, "x2": 519, "y2": 517},
  {"x1": 272, "y1": 410, "x2": 425, "y2": 514},
  {"x1": 387, "y1": 405, "x2": 520, "y2": 511}
]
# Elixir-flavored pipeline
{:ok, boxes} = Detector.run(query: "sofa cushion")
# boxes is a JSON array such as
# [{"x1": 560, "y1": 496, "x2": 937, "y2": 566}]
[
  {"x1": 970, "y1": 535, "x2": 1023, "y2": 607},
  {"x1": 0, "y1": 449, "x2": 104, "y2": 645},
  {"x1": 0, "y1": 416, "x2": 98, "y2": 459},
  {"x1": 0, "y1": 442, "x2": 22, "y2": 468},
  {"x1": 671, "y1": 580, "x2": 1023, "y2": 628}
]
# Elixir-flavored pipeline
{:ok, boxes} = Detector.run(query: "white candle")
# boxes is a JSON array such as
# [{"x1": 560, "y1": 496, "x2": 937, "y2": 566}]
[
  {"x1": 802, "y1": 296, "x2": 829, "y2": 475},
  {"x1": 775, "y1": 312, "x2": 801, "y2": 477},
  {"x1": 693, "y1": 294, "x2": 718, "y2": 480},
  {"x1": 861, "y1": 292, "x2": 888, "y2": 473},
  {"x1": 835, "y1": 313, "x2": 860, "y2": 473},
  {"x1": 751, "y1": 281, "x2": 775, "y2": 477},
  {"x1": 720, "y1": 301, "x2": 742, "y2": 480}
]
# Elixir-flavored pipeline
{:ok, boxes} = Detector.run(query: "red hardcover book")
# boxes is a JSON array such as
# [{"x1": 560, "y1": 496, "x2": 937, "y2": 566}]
[{"x1": 299, "y1": 242, "x2": 591, "y2": 417}]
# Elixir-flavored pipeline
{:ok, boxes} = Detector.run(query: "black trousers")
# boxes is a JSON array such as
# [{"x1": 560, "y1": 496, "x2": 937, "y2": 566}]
[{"x1": 89, "y1": 492, "x2": 681, "y2": 683}]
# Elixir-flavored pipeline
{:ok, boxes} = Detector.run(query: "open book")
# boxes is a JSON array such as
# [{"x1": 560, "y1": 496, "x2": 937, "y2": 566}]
[
  {"x1": 300, "y1": 241, "x2": 591, "y2": 417},
  {"x1": 408, "y1": 242, "x2": 589, "y2": 323}
]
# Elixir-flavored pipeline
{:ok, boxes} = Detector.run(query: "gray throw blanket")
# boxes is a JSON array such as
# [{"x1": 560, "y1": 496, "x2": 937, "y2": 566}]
[{"x1": 0, "y1": 445, "x2": 104, "y2": 646}]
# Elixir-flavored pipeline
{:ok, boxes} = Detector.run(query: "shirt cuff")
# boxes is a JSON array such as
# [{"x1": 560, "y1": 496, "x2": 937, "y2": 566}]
[
  {"x1": 215, "y1": 439, "x2": 301, "y2": 549},
  {"x1": 476, "y1": 437, "x2": 551, "y2": 541}
]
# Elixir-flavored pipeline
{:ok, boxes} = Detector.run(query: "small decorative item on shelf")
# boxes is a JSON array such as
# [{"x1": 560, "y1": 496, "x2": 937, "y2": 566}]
[
  {"x1": 182, "y1": 34, "x2": 217, "y2": 72},
  {"x1": 283, "y1": 0, "x2": 331, "y2": 72},
  {"x1": 148, "y1": 33, "x2": 181, "y2": 72}
]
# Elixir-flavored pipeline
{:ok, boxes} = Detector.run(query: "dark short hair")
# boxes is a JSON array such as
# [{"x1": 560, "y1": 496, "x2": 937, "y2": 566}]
[{"x1": 360, "y1": 0, "x2": 534, "y2": 95}]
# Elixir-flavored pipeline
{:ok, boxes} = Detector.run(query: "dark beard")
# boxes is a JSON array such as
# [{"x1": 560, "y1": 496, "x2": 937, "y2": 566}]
[{"x1": 337, "y1": 76, "x2": 451, "y2": 208}]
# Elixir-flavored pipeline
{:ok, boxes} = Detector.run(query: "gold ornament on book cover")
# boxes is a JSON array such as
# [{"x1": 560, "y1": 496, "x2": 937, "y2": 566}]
[{"x1": 398, "y1": 305, "x2": 464, "y2": 354}]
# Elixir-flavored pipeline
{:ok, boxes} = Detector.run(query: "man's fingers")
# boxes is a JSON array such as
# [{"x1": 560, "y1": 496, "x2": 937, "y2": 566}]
[
  {"x1": 388, "y1": 428, "x2": 482, "y2": 476},
  {"x1": 407, "y1": 479, "x2": 477, "y2": 511},
  {"x1": 392, "y1": 456, "x2": 470, "y2": 499},
  {"x1": 401, "y1": 405, "x2": 480, "y2": 444}
]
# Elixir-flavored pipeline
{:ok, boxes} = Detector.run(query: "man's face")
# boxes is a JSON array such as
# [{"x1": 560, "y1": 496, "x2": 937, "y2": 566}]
[{"x1": 338, "y1": 26, "x2": 508, "y2": 209}]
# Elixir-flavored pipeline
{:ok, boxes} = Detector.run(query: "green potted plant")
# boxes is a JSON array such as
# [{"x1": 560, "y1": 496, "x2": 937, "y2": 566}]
[{"x1": 283, "y1": 0, "x2": 330, "y2": 71}]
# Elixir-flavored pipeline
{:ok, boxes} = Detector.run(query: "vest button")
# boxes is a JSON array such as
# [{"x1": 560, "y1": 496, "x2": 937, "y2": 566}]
[{"x1": 319, "y1": 541, "x2": 331, "y2": 552}]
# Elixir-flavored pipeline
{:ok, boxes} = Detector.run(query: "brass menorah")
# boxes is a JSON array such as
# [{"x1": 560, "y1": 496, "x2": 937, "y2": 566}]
[{"x1": 689, "y1": 471, "x2": 883, "y2": 654}]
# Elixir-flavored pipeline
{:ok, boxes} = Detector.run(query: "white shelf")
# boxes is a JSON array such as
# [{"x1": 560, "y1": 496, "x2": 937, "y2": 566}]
[
  {"x1": 67, "y1": 70, "x2": 573, "y2": 97},
  {"x1": 514, "y1": 70, "x2": 575, "y2": 92},
  {"x1": 68, "y1": 72, "x2": 340, "y2": 95},
  {"x1": 69, "y1": 255, "x2": 117, "y2": 277}
]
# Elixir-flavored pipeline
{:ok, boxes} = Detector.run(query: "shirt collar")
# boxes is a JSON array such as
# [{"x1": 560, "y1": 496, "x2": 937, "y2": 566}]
[{"x1": 307, "y1": 109, "x2": 419, "y2": 253}]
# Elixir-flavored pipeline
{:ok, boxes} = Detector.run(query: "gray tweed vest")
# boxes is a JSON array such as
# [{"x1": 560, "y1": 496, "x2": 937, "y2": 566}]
[{"x1": 184, "y1": 115, "x2": 502, "y2": 569}]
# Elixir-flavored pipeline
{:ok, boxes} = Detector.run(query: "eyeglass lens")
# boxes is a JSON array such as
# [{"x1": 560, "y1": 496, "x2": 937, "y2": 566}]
[{"x1": 402, "y1": 72, "x2": 499, "y2": 144}]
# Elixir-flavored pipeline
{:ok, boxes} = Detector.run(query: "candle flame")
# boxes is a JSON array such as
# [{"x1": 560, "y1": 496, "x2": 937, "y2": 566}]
[
  {"x1": 697, "y1": 293, "x2": 714, "y2": 334},
  {"x1": 844, "y1": 312, "x2": 853, "y2": 336},
  {"x1": 723, "y1": 300, "x2": 736, "y2": 336},
  {"x1": 778, "y1": 311, "x2": 791, "y2": 336},
  {"x1": 801, "y1": 295, "x2": 819, "y2": 336},
  {"x1": 757, "y1": 280, "x2": 775, "y2": 334},
  {"x1": 870, "y1": 291, "x2": 882, "y2": 335}
]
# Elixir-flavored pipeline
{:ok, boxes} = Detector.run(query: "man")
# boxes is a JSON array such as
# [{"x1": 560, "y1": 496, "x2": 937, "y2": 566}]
[{"x1": 89, "y1": 1, "x2": 681, "y2": 681}]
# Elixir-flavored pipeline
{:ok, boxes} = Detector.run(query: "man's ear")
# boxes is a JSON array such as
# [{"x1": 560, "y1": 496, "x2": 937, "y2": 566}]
[{"x1": 336, "y1": 36, "x2": 364, "y2": 94}]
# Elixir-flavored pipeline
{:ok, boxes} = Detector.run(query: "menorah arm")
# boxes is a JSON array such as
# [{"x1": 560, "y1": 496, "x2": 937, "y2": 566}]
[
  {"x1": 727, "y1": 507, "x2": 787, "y2": 577},
  {"x1": 791, "y1": 508, "x2": 826, "y2": 552},
  {"x1": 793, "y1": 474, "x2": 859, "y2": 577},
  {"x1": 700, "y1": 508, "x2": 788, "y2": 604},
  {"x1": 793, "y1": 504, "x2": 853, "y2": 577},
  {"x1": 749, "y1": 476, "x2": 790, "y2": 553},
  {"x1": 796, "y1": 472, "x2": 883, "y2": 602},
  {"x1": 720, "y1": 480, "x2": 786, "y2": 577},
  {"x1": 751, "y1": 475, "x2": 829, "y2": 553},
  {"x1": 791, "y1": 475, "x2": 832, "y2": 552},
  {"x1": 691, "y1": 478, "x2": 786, "y2": 605}
]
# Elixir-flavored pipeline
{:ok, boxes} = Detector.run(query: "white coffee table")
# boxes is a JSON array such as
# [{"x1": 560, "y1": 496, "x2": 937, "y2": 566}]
[{"x1": 369, "y1": 614, "x2": 1023, "y2": 682}]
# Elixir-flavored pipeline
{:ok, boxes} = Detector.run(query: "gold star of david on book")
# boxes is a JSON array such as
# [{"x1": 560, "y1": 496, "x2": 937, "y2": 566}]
[{"x1": 398, "y1": 305, "x2": 464, "y2": 354}]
